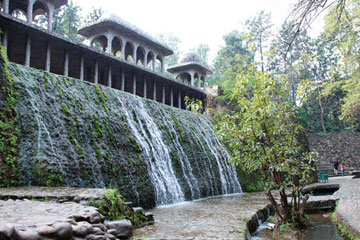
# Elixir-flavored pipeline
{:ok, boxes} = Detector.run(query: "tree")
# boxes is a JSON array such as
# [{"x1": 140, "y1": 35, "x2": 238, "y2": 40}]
[
  {"x1": 213, "y1": 31, "x2": 254, "y2": 106},
  {"x1": 216, "y1": 64, "x2": 314, "y2": 227},
  {"x1": 60, "y1": 0, "x2": 83, "y2": 41},
  {"x1": 191, "y1": 43, "x2": 211, "y2": 67},
  {"x1": 84, "y1": 7, "x2": 104, "y2": 26},
  {"x1": 156, "y1": 33, "x2": 182, "y2": 77},
  {"x1": 319, "y1": 0, "x2": 360, "y2": 131},
  {"x1": 245, "y1": 10, "x2": 273, "y2": 71}
]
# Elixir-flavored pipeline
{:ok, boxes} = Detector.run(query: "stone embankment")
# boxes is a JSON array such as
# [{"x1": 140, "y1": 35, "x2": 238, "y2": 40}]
[
  {"x1": 0, "y1": 187, "x2": 153, "y2": 240},
  {"x1": 331, "y1": 176, "x2": 360, "y2": 238}
]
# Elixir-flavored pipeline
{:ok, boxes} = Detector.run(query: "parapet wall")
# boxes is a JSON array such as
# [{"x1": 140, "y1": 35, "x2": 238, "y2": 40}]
[{"x1": 307, "y1": 132, "x2": 360, "y2": 172}]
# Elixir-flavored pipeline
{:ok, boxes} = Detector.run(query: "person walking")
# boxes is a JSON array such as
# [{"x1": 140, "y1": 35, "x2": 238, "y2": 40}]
[
  {"x1": 341, "y1": 163, "x2": 345, "y2": 177},
  {"x1": 334, "y1": 160, "x2": 340, "y2": 176}
]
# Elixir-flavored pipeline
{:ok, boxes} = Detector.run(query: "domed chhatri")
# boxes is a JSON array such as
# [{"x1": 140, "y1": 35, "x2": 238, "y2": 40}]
[{"x1": 168, "y1": 52, "x2": 212, "y2": 91}]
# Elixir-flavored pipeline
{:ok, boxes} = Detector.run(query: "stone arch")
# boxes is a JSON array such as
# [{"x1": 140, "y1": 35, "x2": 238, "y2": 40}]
[
  {"x1": 146, "y1": 51, "x2": 154, "y2": 69},
  {"x1": 124, "y1": 41, "x2": 134, "y2": 62},
  {"x1": 136, "y1": 45, "x2": 145, "y2": 66},
  {"x1": 155, "y1": 55, "x2": 163, "y2": 72},
  {"x1": 91, "y1": 35, "x2": 108, "y2": 52},
  {"x1": 112, "y1": 36, "x2": 123, "y2": 58},
  {"x1": 194, "y1": 72, "x2": 200, "y2": 87},
  {"x1": 11, "y1": 9, "x2": 27, "y2": 21},
  {"x1": 200, "y1": 75, "x2": 205, "y2": 89},
  {"x1": 33, "y1": 0, "x2": 49, "y2": 17},
  {"x1": 32, "y1": 0, "x2": 49, "y2": 28},
  {"x1": 177, "y1": 72, "x2": 191, "y2": 86}
]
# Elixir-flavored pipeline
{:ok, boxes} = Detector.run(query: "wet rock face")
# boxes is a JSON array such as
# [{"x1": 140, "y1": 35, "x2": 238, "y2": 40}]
[
  {"x1": 7, "y1": 62, "x2": 241, "y2": 208},
  {"x1": 0, "y1": 199, "x2": 133, "y2": 240}
]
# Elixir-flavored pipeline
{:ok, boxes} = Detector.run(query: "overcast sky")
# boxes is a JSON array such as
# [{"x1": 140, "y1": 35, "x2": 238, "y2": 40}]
[{"x1": 74, "y1": 0, "x2": 323, "y2": 63}]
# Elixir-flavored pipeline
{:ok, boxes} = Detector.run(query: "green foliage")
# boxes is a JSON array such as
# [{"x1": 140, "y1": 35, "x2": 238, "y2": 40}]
[
  {"x1": 0, "y1": 45, "x2": 19, "y2": 187},
  {"x1": 331, "y1": 211, "x2": 360, "y2": 240},
  {"x1": 91, "y1": 189, "x2": 127, "y2": 221},
  {"x1": 216, "y1": 64, "x2": 314, "y2": 227},
  {"x1": 184, "y1": 96, "x2": 203, "y2": 114}
]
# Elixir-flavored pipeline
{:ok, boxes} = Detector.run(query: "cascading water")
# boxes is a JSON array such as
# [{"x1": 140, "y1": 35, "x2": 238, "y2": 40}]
[{"x1": 10, "y1": 63, "x2": 242, "y2": 207}]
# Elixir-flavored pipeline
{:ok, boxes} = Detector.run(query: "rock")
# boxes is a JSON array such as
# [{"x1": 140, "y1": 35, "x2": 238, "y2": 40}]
[
  {"x1": 105, "y1": 233, "x2": 116, "y2": 240},
  {"x1": 145, "y1": 212, "x2": 154, "y2": 223},
  {"x1": 85, "y1": 234, "x2": 106, "y2": 240},
  {"x1": 69, "y1": 214, "x2": 88, "y2": 222},
  {"x1": 91, "y1": 227, "x2": 104, "y2": 235},
  {"x1": 36, "y1": 226, "x2": 56, "y2": 237},
  {"x1": 104, "y1": 220, "x2": 132, "y2": 239},
  {"x1": 0, "y1": 224, "x2": 15, "y2": 239},
  {"x1": 72, "y1": 221, "x2": 94, "y2": 237},
  {"x1": 132, "y1": 207, "x2": 144, "y2": 215},
  {"x1": 92, "y1": 224, "x2": 107, "y2": 232},
  {"x1": 106, "y1": 229, "x2": 117, "y2": 236},
  {"x1": 54, "y1": 222, "x2": 73, "y2": 240},
  {"x1": 89, "y1": 212, "x2": 102, "y2": 224},
  {"x1": 16, "y1": 229, "x2": 41, "y2": 240}
]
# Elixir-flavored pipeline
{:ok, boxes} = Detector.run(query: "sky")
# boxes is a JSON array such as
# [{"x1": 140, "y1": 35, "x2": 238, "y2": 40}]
[{"x1": 74, "y1": 0, "x2": 324, "y2": 63}]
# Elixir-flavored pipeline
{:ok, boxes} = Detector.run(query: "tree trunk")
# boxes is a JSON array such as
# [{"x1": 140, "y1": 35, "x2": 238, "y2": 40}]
[{"x1": 319, "y1": 96, "x2": 327, "y2": 135}]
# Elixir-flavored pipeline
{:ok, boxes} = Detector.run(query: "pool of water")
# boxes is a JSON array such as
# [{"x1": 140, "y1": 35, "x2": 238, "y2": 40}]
[
  {"x1": 253, "y1": 213, "x2": 341, "y2": 240},
  {"x1": 133, "y1": 192, "x2": 269, "y2": 239}
]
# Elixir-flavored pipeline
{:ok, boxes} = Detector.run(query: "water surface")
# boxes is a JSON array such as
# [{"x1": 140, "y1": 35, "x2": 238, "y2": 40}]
[{"x1": 133, "y1": 192, "x2": 268, "y2": 239}]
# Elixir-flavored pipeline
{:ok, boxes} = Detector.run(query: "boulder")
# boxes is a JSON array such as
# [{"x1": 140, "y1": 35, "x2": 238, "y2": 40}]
[
  {"x1": 54, "y1": 222, "x2": 73, "y2": 240},
  {"x1": 104, "y1": 220, "x2": 132, "y2": 239},
  {"x1": 16, "y1": 229, "x2": 41, "y2": 240},
  {"x1": 36, "y1": 226, "x2": 56, "y2": 237},
  {"x1": 0, "y1": 224, "x2": 15, "y2": 240}
]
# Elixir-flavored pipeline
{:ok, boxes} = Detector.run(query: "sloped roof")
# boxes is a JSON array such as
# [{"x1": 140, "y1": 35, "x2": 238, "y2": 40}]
[
  {"x1": 78, "y1": 13, "x2": 173, "y2": 56},
  {"x1": 167, "y1": 52, "x2": 213, "y2": 75}
]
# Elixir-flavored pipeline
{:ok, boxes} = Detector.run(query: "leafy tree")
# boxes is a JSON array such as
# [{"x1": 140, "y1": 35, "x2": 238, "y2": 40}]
[
  {"x1": 216, "y1": 64, "x2": 314, "y2": 227},
  {"x1": 214, "y1": 31, "x2": 254, "y2": 107},
  {"x1": 83, "y1": 8, "x2": 104, "y2": 26},
  {"x1": 245, "y1": 10, "x2": 273, "y2": 71},
  {"x1": 60, "y1": 0, "x2": 83, "y2": 41}
]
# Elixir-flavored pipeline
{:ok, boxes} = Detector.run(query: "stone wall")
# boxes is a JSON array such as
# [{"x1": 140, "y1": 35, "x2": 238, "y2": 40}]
[{"x1": 307, "y1": 133, "x2": 360, "y2": 175}]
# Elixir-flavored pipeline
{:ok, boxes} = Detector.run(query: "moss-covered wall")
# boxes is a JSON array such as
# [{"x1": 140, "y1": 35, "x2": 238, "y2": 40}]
[
  {"x1": 2, "y1": 58, "x2": 241, "y2": 208},
  {"x1": 0, "y1": 46, "x2": 19, "y2": 187}
]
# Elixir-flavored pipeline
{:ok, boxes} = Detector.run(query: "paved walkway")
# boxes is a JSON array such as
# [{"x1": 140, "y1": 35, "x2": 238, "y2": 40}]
[{"x1": 329, "y1": 176, "x2": 360, "y2": 238}]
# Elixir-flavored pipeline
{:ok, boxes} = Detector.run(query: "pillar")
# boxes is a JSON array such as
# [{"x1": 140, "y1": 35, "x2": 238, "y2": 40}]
[
  {"x1": 25, "y1": 34, "x2": 31, "y2": 67},
  {"x1": 203, "y1": 78, "x2": 207, "y2": 91},
  {"x1": 106, "y1": 34, "x2": 112, "y2": 54},
  {"x1": 152, "y1": 55, "x2": 156, "y2": 71},
  {"x1": 27, "y1": 0, "x2": 34, "y2": 24},
  {"x1": 178, "y1": 89, "x2": 181, "y2": 109},
  {"x1": 161, "y1": 58, "x2": 164, "y2": 73},
  {"x1": 143, "y1": 75, "x2": 147, "y2": 98},
  {"x1": 144, "y1": 50, "x2": 148, "y2": 68},
  {"x1": 190, "y1": 73, "x2": 194, "y2": 87},
  {"x1": 80, "y1": 56, "x2": 84, "y2": 80},
  {"x1": 2, "y1": 28, "x2": 8, "y2": 49},
  {"x1": 162, "y1": 84, "x2": 165, "y2": 104},
  {"x1": 170, "y1": 87, "x2": 173, "y2": 107},
  {"x1": 47, "y1": 3, "x2": 54, "y2": 31},
  {"x1": 3, "y1": 0, "x2": 9, "y2": 14},
  {"x1": 108, "y1": 66, "x2": 112, "y2": 87},
  {"x1": 153, "y1": 81, "x2": 156, "y2": 101},
  {"x1": 133, "y1": 44, "x2": 137, "y2": 64},
  {"x1": 45, "y1": 41, "x2": 51, "y2": 72},
  {"x1": 121, "y1": 69, "x2": 125, "y2": 91},
  {"x1": 121, "y1": 43, "x2": 126, "y2": 60},
  {"x1": 198, "y1": 75, "x2": 201, "y2": 89},
  {"x1": 64, "y1": 50, "x2": 69, "y2": 77},
  {"x1": 132, "y1": 73, "x2": 136, "y2": 95},
  {"x1": 94, "y1": 60, "x2": 99, "y2": 84}
]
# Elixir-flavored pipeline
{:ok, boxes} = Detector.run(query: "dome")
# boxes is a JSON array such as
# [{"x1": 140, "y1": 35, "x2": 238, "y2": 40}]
[{"x1": 180, "y1": 52, "x2": 202, "y2": 64}]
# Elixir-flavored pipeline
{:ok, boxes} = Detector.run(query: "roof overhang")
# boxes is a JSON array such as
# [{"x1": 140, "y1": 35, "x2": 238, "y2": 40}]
[
  {"x1": 167, "y1": 63, "x2": 213, "y2": 75},
  {"x1": 78, "y1": 18, "x2": 173, "y2": 56}
]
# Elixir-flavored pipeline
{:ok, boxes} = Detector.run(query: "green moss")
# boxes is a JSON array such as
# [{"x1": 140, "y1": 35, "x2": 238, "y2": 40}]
[
  {"x1": 0, "y1": 44, "x2": 19, "y2": 187},
  {"x1": 62, "y1": 76, "x2": 69, "y2": 88},
  {"x1": 331, "y1": 211, "x2": 360, "y2": 240},
  {"x1": 61, "y1": 103, "x2": 70, "y2": 116},
  {"x1": 76, "y1": 144, "x2": 85, "y2": 159},
  {"x1": 83, "y1": 88, "x2": 90, "y2": 101},
  {"x1": 95, "y1": 84, "x2": 109, "y2": 114}
]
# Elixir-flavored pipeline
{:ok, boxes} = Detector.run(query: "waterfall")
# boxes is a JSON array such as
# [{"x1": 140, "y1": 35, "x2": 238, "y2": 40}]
[
  {"x1": 117, "y1": 95, "x2": 185, "y2": 205},
  {"x1": 11, "y1": 63, "x2": 242, "y2": 207}
]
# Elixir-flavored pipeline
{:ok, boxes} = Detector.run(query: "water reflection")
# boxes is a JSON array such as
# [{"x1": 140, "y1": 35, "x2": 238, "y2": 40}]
[{"x1": 133, "y1": 192, "x2": 268, "y2": 239}]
